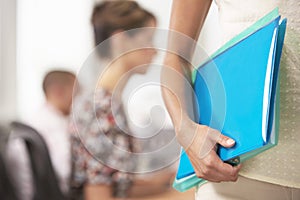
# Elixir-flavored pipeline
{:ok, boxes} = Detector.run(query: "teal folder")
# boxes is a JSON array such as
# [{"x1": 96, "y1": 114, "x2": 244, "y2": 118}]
[{"x1": 173, "y1": 8, "x2": 287, "y2": 192}]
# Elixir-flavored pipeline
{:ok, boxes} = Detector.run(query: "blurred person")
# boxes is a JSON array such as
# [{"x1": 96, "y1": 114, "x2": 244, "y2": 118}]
[
  {"x1": 69, "y1": 1, "x2": 158, "y2": 200},
  {"x1": 162, "y1": 0, "x2": 300, "y2": 199},
  {"x1": 7, "y1": 70, "x2": 76, "y2": 200}
]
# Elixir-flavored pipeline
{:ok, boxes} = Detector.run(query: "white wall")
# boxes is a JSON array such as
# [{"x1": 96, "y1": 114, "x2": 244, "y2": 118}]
[
  {"x1": 17, "y1": 0, "x2": 95, "y2": 120},
  {"x1": 0, "y1": 0, "x2": 17, "y2": 123}
]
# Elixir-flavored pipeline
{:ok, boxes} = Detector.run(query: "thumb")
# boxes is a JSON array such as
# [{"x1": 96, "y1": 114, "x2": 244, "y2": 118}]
[{"x1": 218, "y1": 134, "x2": 235, "y2": 148}]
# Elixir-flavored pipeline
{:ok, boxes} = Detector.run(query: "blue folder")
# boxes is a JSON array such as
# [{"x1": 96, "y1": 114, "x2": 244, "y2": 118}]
[{"x1": 173, "y1": 9, "x2": 287, "y2": 192}]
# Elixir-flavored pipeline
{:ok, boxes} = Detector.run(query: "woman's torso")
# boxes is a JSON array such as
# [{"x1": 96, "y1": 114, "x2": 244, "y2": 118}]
[{"x1": 214, "y1": 0, "x2": 300, "y2": 188}]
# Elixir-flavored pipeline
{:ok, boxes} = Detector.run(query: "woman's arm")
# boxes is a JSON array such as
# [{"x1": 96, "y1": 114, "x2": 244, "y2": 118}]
[
  {"x1": 84, "y1": 184, "x2": 113, "y2": 200},
  {"x1": 128, "y1": 170, "x2": 174, "y2": 197},
  {"x1": 162, "y1": 0, "x2": 241, "y2": 182}
]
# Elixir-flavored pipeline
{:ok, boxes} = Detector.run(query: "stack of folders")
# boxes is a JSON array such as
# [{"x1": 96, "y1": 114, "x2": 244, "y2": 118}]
[{"x1": 173, "y1": 8, "x2": 287, "y2": 192}]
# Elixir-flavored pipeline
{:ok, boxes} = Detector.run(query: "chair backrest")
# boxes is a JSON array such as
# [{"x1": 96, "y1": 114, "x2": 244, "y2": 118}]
[
  {"x1": 0, "y1": 125, "x2": 19, "y2": 200},
  {"x1": 10, "y1": 121, "x2": 66, "y2": 200}
]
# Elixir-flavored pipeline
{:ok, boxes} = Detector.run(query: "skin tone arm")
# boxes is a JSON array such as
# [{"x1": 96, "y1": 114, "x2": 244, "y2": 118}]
[
  {"x1": 162, "y1": 0, "x2": 241, "y2": 182},
  {"x1": 84, "y1": 185, "x2": 128, "y2": 200},
  {"x1": 84, "y1": 185, "x2": 114, "y2": 200}
]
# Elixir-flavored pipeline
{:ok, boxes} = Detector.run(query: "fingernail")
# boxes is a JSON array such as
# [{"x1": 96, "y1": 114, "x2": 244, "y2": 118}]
[{"x1": 227, "y1": 139, "x2": 235, "y2": 145}]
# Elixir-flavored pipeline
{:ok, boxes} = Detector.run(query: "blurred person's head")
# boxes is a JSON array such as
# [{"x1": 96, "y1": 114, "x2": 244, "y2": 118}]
[
  {"x1": 43, "y1": 70, "x2": 76, "y2": 115},
  {"x1": 92, "y1": 1, "x2": 157, "y2": 76}
]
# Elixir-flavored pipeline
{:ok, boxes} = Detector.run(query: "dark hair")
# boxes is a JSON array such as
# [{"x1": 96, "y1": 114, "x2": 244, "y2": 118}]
[
  {"x1": 91, "y1": 1, "x2": 156, "y2": 58},
  {"x1": 42, "y1": 70, "x2": 75, "y2": 96}
]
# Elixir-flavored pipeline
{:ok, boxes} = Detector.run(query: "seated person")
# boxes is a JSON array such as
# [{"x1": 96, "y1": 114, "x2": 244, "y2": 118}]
[
  {"x1": 7, "y1": 70, "x2": 76, "y2": 200},
  {"x1": 68, "y1": 1, "x2": 163, "y2": 200}
]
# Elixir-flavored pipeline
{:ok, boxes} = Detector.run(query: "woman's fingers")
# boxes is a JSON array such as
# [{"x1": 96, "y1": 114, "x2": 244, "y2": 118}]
[
  {"x1": 184, "y1": 124, "x2": 242, "y2": 182},
  {"x1": 188, "y1": 149, "x2": 241, "y2": 182},
  {"x1": 217, "y1": 133, "x2": 236, "y2": 148}
]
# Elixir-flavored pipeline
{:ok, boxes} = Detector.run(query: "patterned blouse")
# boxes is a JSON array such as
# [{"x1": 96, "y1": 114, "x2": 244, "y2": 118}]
[{"x1": 68, "y1": 89, "x2": 135, "y2": 199}]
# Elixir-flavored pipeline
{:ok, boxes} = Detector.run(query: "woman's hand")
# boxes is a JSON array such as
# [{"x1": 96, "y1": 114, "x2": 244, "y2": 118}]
[{"x1": 181, "y1": 119, "x2": 241, "y2": 182}]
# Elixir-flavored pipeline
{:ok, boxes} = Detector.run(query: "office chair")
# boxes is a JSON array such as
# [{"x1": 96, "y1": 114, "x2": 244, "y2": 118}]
[
  {"x1": 10, "y1": 121, "x2": 66, "y2": 200},
  {"x1": 0, "y1": 125, "x2": 19, "y2": 200}
]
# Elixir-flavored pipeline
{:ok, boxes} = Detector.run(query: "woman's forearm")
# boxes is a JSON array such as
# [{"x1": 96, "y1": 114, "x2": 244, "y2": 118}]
[
  {"x1": 162, "y1": 0, "x2": 212, "y2": 134},
  {"x1": 170, "y1": 0, "x2": 212, "y2": 41},
  {"x1": 84, "y1": 184, "x2": 113, "y2": 200}
]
